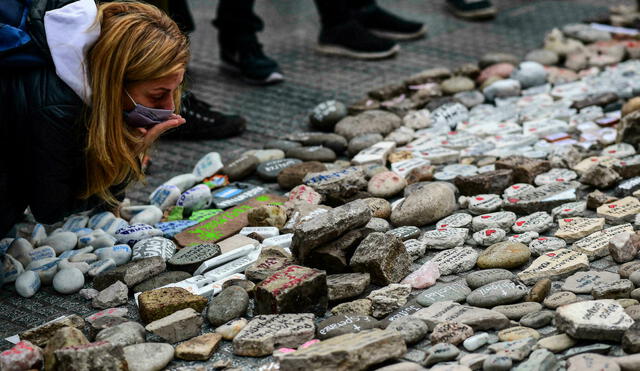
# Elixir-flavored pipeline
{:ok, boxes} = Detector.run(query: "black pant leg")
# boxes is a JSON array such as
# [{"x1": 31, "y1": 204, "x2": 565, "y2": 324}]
[{"x1": 213, "y1": 0, "x2": 264, "y2": 44}]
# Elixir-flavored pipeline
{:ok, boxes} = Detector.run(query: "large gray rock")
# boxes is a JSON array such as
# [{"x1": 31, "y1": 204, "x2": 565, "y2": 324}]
[
  {"x1": 123, "y1": 343, "x2": 174, "y2": 371},
  {"x1": 334, "y1": 110, "x2": 401, "y2": 140},
  {"x1": 233, "y1": 314, "x2": 316, "y2": 357},
  {"x1": 290, "y1": 199, "x2": 372, "y2": 263},
  {"x1": 279, "y1": 329, "x2": 406, "y2": 371},
  {"x1": 350, "y1": 233, "x2": 411, "y2": 286},
  {"x1": 93, "y1": 256, "x2": 165, "y2": 291},
  {"x1": 390, "y1": 182, "x2": 457, "y2": 227}
]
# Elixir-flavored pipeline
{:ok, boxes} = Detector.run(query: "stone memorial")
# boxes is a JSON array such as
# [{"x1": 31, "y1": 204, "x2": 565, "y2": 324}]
[
  {"x1": 279, "y1": 329, "x2": 406, "y2": 371},
  {"x1": 596, "y1": 197, "x2": 640, "y2": 224},
  {"x1": 175, "y1": 194, "x2": 286, "y2": 246},
  {"x1": 556, "y1": 300, "x2": 634, "y2": 341},
  {"x1": 554, "y1": 217, "x2": 605, "y2": 242},
  {"x1": 255, "y1": 265, "x2": 327, "y2": 315},
  {"x1": 517, "y1": 249, "x2": 589, "y2": 285},
  {"x1": 233, "y1": 314, "x2": 316, "y2": 357},
  {"x1": 572, "y1": 224, "x2": 634, "y2": 259}
]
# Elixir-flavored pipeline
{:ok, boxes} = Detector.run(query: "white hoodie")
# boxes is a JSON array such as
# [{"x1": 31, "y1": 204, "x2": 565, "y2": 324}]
[{"x1": 43, "y1": 0, "x2": 100, "y2": 104}]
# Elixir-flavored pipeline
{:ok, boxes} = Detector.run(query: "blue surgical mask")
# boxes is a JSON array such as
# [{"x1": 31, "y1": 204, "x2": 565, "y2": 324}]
[{"x1": 123, "y1": 90, "x2": 174, "y2": 127}]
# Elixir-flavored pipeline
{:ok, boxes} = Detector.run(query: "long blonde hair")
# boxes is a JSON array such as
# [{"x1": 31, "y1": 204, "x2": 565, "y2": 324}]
[{"x1": 81, "y1": 1, "x2": 189, "y2": 204}]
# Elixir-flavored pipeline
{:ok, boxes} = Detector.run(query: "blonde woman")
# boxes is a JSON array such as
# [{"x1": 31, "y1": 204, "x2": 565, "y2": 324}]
[{"x1": 0, "y1": 0, "x2": 189, "y2": 238}]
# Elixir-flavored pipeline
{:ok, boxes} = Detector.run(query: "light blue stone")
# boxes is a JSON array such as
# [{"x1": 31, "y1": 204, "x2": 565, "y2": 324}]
[
  {"x1": 15, "y1": 271, "x2": 40, "y2": 298},
  {"x1": 95, "y1": 245, "x2": 132, "y2": 266}
]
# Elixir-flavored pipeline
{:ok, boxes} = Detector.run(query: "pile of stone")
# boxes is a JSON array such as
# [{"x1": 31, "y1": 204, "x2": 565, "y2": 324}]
[{"x1": 7, "y1": 21, "x2": 640, "y2": 370}]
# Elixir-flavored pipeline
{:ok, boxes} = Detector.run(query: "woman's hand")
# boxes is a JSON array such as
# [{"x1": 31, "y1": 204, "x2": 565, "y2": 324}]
[{"x1": 135, "y1": 114, "x2": 186, "y2": 149}]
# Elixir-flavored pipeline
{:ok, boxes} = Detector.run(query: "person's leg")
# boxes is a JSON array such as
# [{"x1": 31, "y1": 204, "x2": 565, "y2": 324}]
[
  {"x1": 446, "y1": 0, "x2": 496, "y2": 20},
  {"x1": 212, "y1": 0, "x2": 283, "y2": 85},
  {"x1": 313, "y1": 0, "x2": 399, "y2": 60}
]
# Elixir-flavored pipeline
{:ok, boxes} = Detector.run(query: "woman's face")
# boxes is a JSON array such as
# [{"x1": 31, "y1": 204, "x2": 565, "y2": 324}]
[{"x1": 123, "y1": 70, "x2": 185, "y2": 111}]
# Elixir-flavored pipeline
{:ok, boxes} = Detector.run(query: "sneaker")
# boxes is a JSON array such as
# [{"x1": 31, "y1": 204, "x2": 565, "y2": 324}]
[
  {"x1": 316, "y1": 19, "x2": 400, "y2": 60},
  {"x1": 355, "y1": 4, "x2": 427, "y2": 40},
  {"x1": 447, "y1": 0, "x2": 497, "y2": 20},
  {"x1": 218, "y1": 33, "x2": 284, "y2": 85},
  {"x1": 164, "y1": 91, "x2": 246, "y2": 140}
]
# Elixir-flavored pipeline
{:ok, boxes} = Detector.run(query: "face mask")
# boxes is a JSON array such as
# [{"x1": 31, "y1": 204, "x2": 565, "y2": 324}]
[{"x1": 123, "y1": 90, "x2": 174, "y2": 127}]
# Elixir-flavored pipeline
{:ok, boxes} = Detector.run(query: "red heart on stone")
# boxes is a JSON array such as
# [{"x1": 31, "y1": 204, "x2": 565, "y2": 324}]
[
  {"x1": 609, "y1": 205, "x2": 617, "y2": 208},
  {"x1": 476, "y1": 197, "x2": 485, "y2": 201},
  {"x1": 621, "y1": 161, "x2": 627, "y2": 166},
  {"x1": 546, "y1": 253, "x2": 556, "y2": 257},
  {"x1": 556, "y1": 178, "x2": 564, "y2": 182},
  {"x1": 481, "y1": 215, "x2": 491, "y2": 219},
  {"x1": 441, "y1": 141, "x2": 449, "y2": 145},
  {"x1": 513, "y1": 235, "x2": 520, "y2": 238},
  {"x1": 438, "y1": 229, "x2": 447, "y2": 231},
  {"x1": 591, "y1": 158, "x2": 598, "y2": 162},
  {"x1": 516, "y1": 221, "x2": 525, "y2": 226},
  {"x1": 512, "y1": 185, "x2": 520, "y2": 189},
  {"x1": 529, "y1": 128, "x2": 537, "y2": 132},
  {"x1": 609, "y1": 150, "x2": 617, "y2": 153},
  {"x1": 564, "y1": 219, "x2": 573, "y2": 222},
  {"x1": 539, "y1": 237, "x2": 547, "y2": 241},
  {"x1": 508, "y1": 198, "x2": 520, "y2": 203},
  {"x1": 563, "y1": 209, "x2": 571, "y2": 212},
  {"x1": 441, "y1": 224, "x2": 448, "y2": 227},
  {"x1": 486, "y1": 230, "x2": 496, "y2": 236}
]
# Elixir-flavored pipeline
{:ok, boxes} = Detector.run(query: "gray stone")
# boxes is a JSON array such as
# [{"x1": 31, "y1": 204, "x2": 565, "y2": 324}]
[
  {"x1": 429, "y1": 246, "x2": 478, "y2": 276},
  {"x1": 123, "y1": 343, "x2": 175, "y2": 371},
  {"x1": 53, "y1": 341, "x2": 127, "y2": 370},
  {"x1": 335, "y1": 110, "x2": 401, "y2": 140},
  {"x1": 233, "y1": 313, "x2": 316, "y2": 357},
  {"x1": 93, "y1": 256, "x2": 166, "y2": 291},
  {"x1": 222, "y1": 155, "x2": 259, "y2": 181},
  {"x1": 592, "y1": 280, "x2": 635, "y2": 300},
  {"x1": 327, "y1": 273, "x2": 370, "y2": 301},
  {"x1": 466, "y1": 269, "x2": 515, "y2": 289},
  {"x1": 287, "y1": 146, "x2": 337, "y2": 162},
  {"x1": 145, "y1": 307, "x2": 203, "y2": 343},
  {"x1": 257, "y1": 158, "x2": 302, "y2": 181},
  {"x1": 414, "y1": 301, "x2": 510, "y2": 331},
  {"x1": 390, "y1": 182, "x2": 457, "y2": 227},
  {"x1": 350, "y1": 232, "x2": 411, "y2": 286},
  {"x1": 279, "y1": 329, "x2": 406, "y2": 371},
  {"x1": 556, "y1": 300, "x2": 634, "y2": 341},
  {"x1": 132, "y1": 271, "x2": 192, "y2": 293},
  {"x1": 483, "y1": 354, "x2": 513, "y2": 371},
  {"x1": 92, "y1": 281, "x2": 128, "y2": 309},
  {"x1": 386, "y1": 316, "x2": 428, "y2": 344},
  {"x1": 492, "y1": 302, "x2": 543, "y2": 320},
  {"x1": 367, "y1": 284, "x2": 411, "y2": 318},
  {"x1": 131, "y1": 237, "x2": 175, "y2": 262},
  {"x1": 206, "y1": 286, "x2": 249, "y2": 327},
  {"x1": 95, "y1": 321, "x2": 146, "y2": 347},
  {"x1": 417, "y1": 281, "x2": 471, "y2": 306},
  {"x1": 519, "y1": 310, "x2": 554, "y2": 328},
  {"x1": 291, "y1": 199, "x2": 371, "y2": 263},
  {"x1": 425, "y1": 343, "x2": 460, "y2": 366},
  {"x1": 466, "y1": 279, "x2": 529, "y2": 308},
  {"x1": 316, "y1": 315, "x2": 380, "y2": 340},
  {"x1": 488, "y1": 337, "x2": 537, "y2": 361}
]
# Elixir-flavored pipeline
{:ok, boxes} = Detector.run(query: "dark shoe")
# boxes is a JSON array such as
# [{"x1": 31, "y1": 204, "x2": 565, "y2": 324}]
[
  {"x1": 316, "y1": 19, "x2": 399, "y2": 60},
  {"x1": 355, "y1": 4, "x2": 427, "y2": 40},
  {"x1": 447, "y1": 0, "x2": 497, "y2": 20},
  {"x1": 164, "y1": 91, "x2": 246, "y2": 140},
  {"x1": 218, "y1": 33, "x2": 284, "y2": 85}
]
